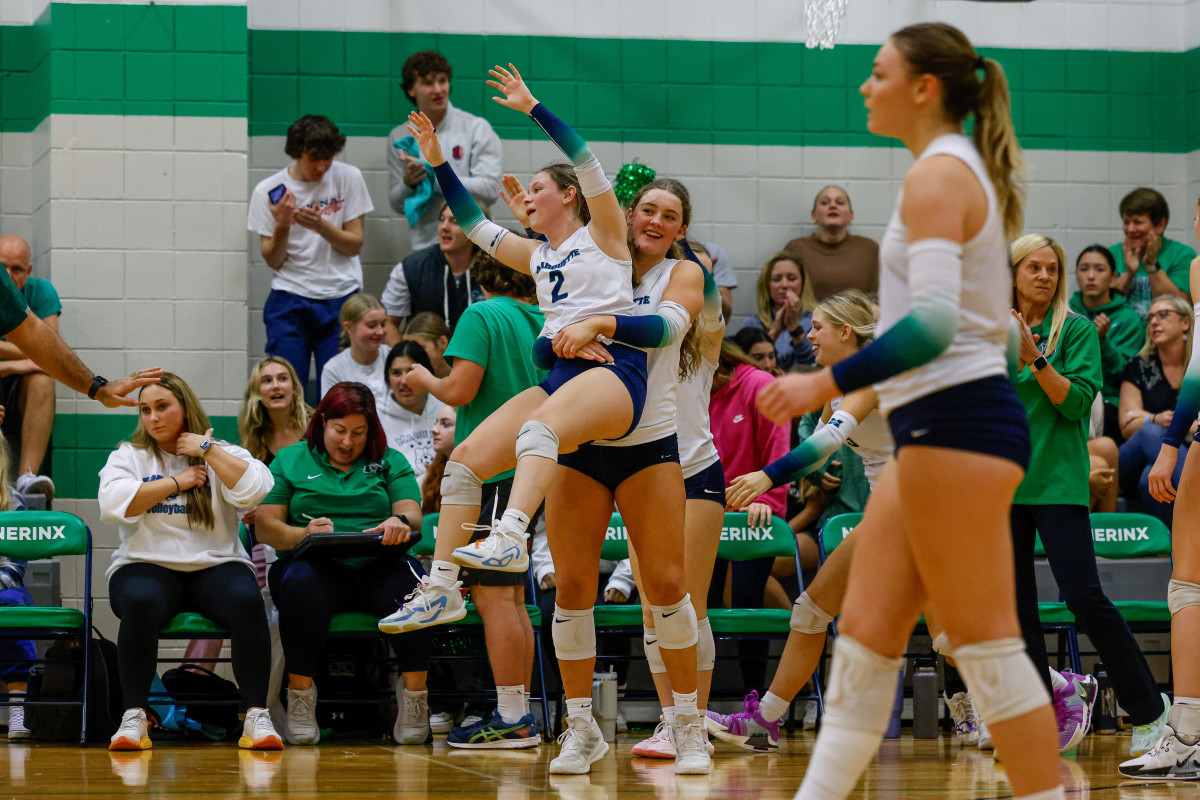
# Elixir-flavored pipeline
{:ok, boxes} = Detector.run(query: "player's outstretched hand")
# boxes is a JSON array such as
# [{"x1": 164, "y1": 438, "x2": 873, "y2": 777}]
[
  {"x1": 406, "y1": 111, "x2": 446, "y2": 167},
  {"x1": 487, "y1": 64, "x2": 537, "y2": 115}
]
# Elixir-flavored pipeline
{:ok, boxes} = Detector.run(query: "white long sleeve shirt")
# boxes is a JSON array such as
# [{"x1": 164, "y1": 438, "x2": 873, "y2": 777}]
[{"x1": 99, "y1": 442, "x2": 274, "y2": 579}]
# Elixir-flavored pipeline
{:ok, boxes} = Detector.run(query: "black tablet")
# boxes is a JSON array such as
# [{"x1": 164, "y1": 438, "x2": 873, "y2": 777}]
[{"x1": 290, "y1": 531, "x2": 422, "y2": 560}]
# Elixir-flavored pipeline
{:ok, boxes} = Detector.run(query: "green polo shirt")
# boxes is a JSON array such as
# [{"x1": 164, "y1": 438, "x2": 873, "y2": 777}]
[
  {"x1": 1068, "y1": 291, "x2": 1144, "y2": 406},
  {"x1": 264, "y1": 442, "x2": 420, "y2": 552},
  {"x1": 22, "y1": 276, "x2": 61, "y2": 320},
  {"x1": 444, "y1": 296, "x2": 546, "y2": 483},
  {"x1": 1013, "y1": 313, "x2": 1102, "y2": 507},
  {"x1": 1108, "y1": 236, "x2": 1195, "y2": 319},
  {"x1": 0, "y1": 271, "x2": 29, "y2": 338}
]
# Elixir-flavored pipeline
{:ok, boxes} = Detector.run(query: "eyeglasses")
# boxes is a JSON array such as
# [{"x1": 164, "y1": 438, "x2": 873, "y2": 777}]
[{"x1": 1148, "y1": 310, "x2": 1186, "y2": 322}]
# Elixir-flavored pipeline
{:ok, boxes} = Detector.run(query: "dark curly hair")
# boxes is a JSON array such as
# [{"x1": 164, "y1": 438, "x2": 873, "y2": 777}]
[
  {"x1": 471, "y1": 252, "x2": 537, "y2": 301},
  {"x1": 402, "y1": 50, "x2": 453, "y2": 105},
  {"x1": 285, "y1": 114, "x2": 346, "y2": 161}
]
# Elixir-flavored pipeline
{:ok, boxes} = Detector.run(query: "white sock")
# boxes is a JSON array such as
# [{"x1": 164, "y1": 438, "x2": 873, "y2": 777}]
[
  {"x1": 566, "y1": 697, "x2": 592, "y2": 720},
  {"x1": 1016, "y1": 788, "x2": 1065, "y2": 800},
  {"x1": 673, "y1": 691, "x2": 698, "y2": 719},
  {"x1": 759, "y1": 691, "x2": 789, "y2": 724},
  {"x1": 663, "y1": 706, "x2": 675, "y2": 724},
  {"x1": 1171, "y1": 697, "x2": 1200, "y2": 743},
  {"x1": 524, "y1": 691, "x2": 532, "y2": 716},
  {"x1": 497, "y1": 685, "x2": 525, "y2": 724},
  {"x1": 499, "y1": 509, "x2": 531, "y2": 538},
  {"x1": 1048, "y1": 668, "x2": 1068, "y2": 692},
  {"x1": 429, "y1": 560, "x2": 460, "y2": 589}
]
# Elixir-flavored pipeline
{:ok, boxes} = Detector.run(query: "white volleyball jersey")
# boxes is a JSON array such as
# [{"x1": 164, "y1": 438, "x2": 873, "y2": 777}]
[
  {"x1": 530, "y1": 224, "x2": 637, "y2": 338},
  {"x1": 822, "y1": 396, "x2": 893, "y2": 489},
  {"x1": 595, "y1": 258, "x2": 683, "y2": 449},
  {"x1": 875, "y1": 133, "x2": 1010, "y2": 413},
  {"x1": 677, "y1": 355, "x2": 720, "y2": 479}
]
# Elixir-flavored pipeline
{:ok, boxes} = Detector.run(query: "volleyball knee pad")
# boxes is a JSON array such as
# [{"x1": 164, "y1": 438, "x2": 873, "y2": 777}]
[
  {"x1": 953, "y1": 638, "x2": 1050, "y2": 725},
  {"x1": 440, "y1": 461, "x2": 483, "y2": 506},
  {"x1": 552, "y1": 606, "x2": 596, "y2": 661},
  {"x1": 515, "y1": 420, "x2": 560, "y2": 462},
  {"x1": 790, "y1": 591, "x2": 835, "y2": 634},
  {"x1": 643, "y1": 626, "x2": 666, "y2": 674},
  {"x1": 931, "y1": 631, "x2": 951, "y2": 656},
  {"x1": 823, "y1": 634, "x2": 903, "y2": 736},
  {"x1": 651, "y1": 594, "x2": 698, "y2": 650},
  {"x1": 1169, "y1": 579, "x2": 1200, "y2": 615},
  {"x1": 696, "y1": 616, "x2": 715, "y2": 671}
]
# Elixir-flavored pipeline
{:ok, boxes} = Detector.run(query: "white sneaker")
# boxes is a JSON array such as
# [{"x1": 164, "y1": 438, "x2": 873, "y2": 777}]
[
  {"x1": 976, "y1": 716, "x2": 992, "y2": 750},
  {"x1": 109, "y1": 708, "x2": 152, "y2": 751},
  {"x1": 945, "y1": 691, "x2": 980, "y2": 746},
  {"x1": 631, "y1": 718, "x2": 676, "y2": 758},
  {"x1": 452, "y1": 527, "x2": 529, "y2": 573},
  {"x1": 1119, "y1": 725, "x2": 1200, "y2": 779},
  {"x1": 395, "y1": 687, "x2": 430, "y2": 744},
  {"x1": 239, "y1": 707, "x2": 284, "y2": 750},
  {"x1": 15, "y1": 472, "x2": 53, "y2": 501},
  {"x1": 379, "y1": 577, "x2": 467, "y2": 633},
  {"x1": 671, "y1": 713, "x2": 712, "y2": 775},
  {"x1": 6, "y1": 703, "x2": 30, "y2": 740},
  {"x1": 549, "y1": 714, "x2": 608, "y2": 774},
  {"x1": 430, "y1": 709, "x2": 457, "y2": 734},
  {"x1": 285, "y1": 686, "x2": 320, "y2": 745}
]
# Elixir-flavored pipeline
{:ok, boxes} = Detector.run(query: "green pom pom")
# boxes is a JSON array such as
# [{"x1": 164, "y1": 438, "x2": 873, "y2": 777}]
[{"x1": 613, "y1": 162, "x2": 657, "y2": 208}]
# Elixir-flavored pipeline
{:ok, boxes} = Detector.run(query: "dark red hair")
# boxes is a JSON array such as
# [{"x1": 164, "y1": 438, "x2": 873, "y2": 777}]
[{"x1": 305, "y1": 382, "x2": 388, "y2": 464}]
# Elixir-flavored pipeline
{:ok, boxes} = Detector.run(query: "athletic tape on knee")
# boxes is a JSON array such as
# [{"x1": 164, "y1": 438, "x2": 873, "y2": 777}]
[
  {"x1": 552, "y1": 605, "x2": 596, "y2": 661},
  {"x1": 440, "y1": 461, "x2": 484, "y2": 506},
  {"x1": 931, "y1": 631, "x2": 950, "y2": 656},
  {"x1": 651, "y1": 594, "x2": 698, "y2": 650},
  {"x1": 823, "y1": 634, "x2": 904, "y2": 736},
  {"x1": 643, "y1": 626, "x2": 667, "y2": 674},
  {"x1": 696, "y1": 616, "x2": 715, "y2": 671},
  {"x1": 1169, "y1": 579, "x2": 1200, "y2": 615},
  {"x1": 953, "y1": 638, "x2": 1050, "y2": 725},
  {"x1": 515, "y1": 420, "x2": 560, "y2": 463},
  {"x1": 790, "y1": 592, "x2": 835, "y2": 634}
]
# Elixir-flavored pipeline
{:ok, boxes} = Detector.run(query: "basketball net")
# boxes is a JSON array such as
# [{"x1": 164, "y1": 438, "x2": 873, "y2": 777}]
[{"x1": 805, "y1": 0, "x2": 849, "y2": 49}]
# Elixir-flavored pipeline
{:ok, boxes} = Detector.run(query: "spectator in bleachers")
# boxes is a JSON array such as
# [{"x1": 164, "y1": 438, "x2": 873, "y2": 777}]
[
  {"x1": 402, "y1": 312, "x2": 453, "y2": 378},
  {"x1": 249, "y1": 114, "x2": 373, "y2": 393},
  {"x1": 0, "y1": 235, "x2": 59, "y2": 500},
  {"x1": 378, "y1": 341, "x2": 440, "y2": 489},
  {"x1": 731, "y1": 327, "x2": 783, "y2": 376},
  {"x1": 255, "y1": 382, "x2": 430, "y2": 747},
  {"x1": 98, "y1": 373, "x2": 279, "y2": 752},
  {"x1": 740, "y1": 252, "x2": 818, "y2": 370},
  {"x1": 382, "y1": 205, "x2": 484, "y2": 340},
  {"x1": 696, "y1": 240, "x2": 737, "y2": 323},
  {"x1": 420, "y1": 405, "x2": 455, "y2": 515},
  {"x1": 1070, "y1": 245, "x2": 1145, "y2": 440},
  {"x1": 1009, "y1": 234, "x2": 1167, "y2": 753},
  {"x1": 1109, "y1": 188, "x2": 1194, "y2": 319},
  {"x1": 319, "y1": 293, "x2": 388, "y2": 403},
  {"x1": 0, "y1": 432, "x2": 32, "y2": 740},
  {"x1": 388, "y1": 50, "x2": 502, "y2": 252},
  {"x1": 1118, "y1": 294, "x2": 1196, "y2": 524},
  {"x1": 784, "y1": 186, "x2": 879, "y2": 301}
]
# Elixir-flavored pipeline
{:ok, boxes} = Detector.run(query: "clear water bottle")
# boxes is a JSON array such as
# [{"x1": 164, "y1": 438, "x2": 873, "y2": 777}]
[
  {"x1": 912, "y1": 658, "x2": 939, "y2": 739},
  {"x1": 884, "y1": 669, "x2": 904, "y2": 738},
  {"x1": 1093, "y1": 663, "x2": 1117, "y2": 735}
]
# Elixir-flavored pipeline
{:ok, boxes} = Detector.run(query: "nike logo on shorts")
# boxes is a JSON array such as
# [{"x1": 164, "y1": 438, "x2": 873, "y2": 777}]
[
  {"x1": 910, "y1": 429, "x2": 929, "y2": 438},
  {"x1": 703, "y1": 489, "x2": 721, "y2": 494}
]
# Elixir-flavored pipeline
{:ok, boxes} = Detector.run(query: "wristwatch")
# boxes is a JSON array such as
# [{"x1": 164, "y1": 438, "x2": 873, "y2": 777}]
[
  {"x1": 1144, "y1": 261, "x2": 1161, "y2": 274},
  {"x1": 199, "y1": 438, "x2": 215, "y2": 455},
  {"x1": 1030, "y1": 355, "x2": 1048, "y2": 373},
  {"x1": 87, "y1": 375, "x2": 108, "y2": 399}
]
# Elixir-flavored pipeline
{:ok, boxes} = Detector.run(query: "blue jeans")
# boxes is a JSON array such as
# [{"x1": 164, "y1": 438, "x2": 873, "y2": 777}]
[
  {"x1": 263, "y1": 289, "x2": 354, "y2": 390},
  {"x1": 1118, "y1": 422, "x2": 1187, "y2": 527},
  {"x1": 0, "y1": 585, "x2": 34, "y2": 683}
]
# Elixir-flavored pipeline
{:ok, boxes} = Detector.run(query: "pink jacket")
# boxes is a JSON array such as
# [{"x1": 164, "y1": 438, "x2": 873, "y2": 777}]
[{"x1": 709, "y1": 363, "x2": 790, "y2": 517}]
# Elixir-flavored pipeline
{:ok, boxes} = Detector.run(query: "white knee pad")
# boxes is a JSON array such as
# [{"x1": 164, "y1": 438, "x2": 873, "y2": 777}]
[
  {"x1": 696, "y1": 616, "x2": 715, "y2": 671},
  {"x1": 441, "y1": 461, "x2": 483, "y2": 506},
  {"x1": 790, "y1": 591, "x2": 835, "y2": 634},
  {"x1": 552, "y1": 605, "x2": 596, "y2": 661},
  {"x1": 824, "y1": 634, "x2": 903, "y2": 736},
  {"x1": 954, "y1": 638, "x2": 1050, "y2": 725},
  {"x1": 643, "y1": 626, "x2": 666, "y2": 674},
  {"x1": 1169, "y1": 579, "x2": 1200, "y2": 615},
  {"x1": 515, "y1": 420, "x2": 560, "y2": 462},
  {"x1": 651, "y1": 594, "x2": 698, "y2": 650},
  {"x1": 931, "y1": 631, "x2": 950, "y2": 656}
]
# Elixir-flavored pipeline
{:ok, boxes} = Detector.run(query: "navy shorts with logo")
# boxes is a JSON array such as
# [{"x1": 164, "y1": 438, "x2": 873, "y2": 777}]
[
  {"x1": 684, "y1": 460, "x2": 726, "y2": 503},
  {"x1": 559, "y1": 435, "x2": 680, "y2": 493}
]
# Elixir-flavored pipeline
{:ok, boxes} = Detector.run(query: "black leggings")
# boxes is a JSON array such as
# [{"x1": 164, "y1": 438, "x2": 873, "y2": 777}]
[
  {"x1": 268, "y1": 555, "x2": 432, "y2": 678},
  {"x1": 1011, "y1": 503, "x2": 1162, "y2": 725},
  {"x1": 109, "y1": 561, "x2": 270, "y2": 711}
]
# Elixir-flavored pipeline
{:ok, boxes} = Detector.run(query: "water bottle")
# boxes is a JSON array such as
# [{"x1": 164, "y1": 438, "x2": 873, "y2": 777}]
[
  {"x1": 912, "y1": 658, "x2": 939, "y2": 739},
  {"x1": 884, "y1": 669, "x2": 904, "y2": 738},
  {"x1": 1093, "y1": 663, "x2": 1117, "y2": 735},
  {"x1": 591, "y1": 670, "x2": 618, "y2": 742}
]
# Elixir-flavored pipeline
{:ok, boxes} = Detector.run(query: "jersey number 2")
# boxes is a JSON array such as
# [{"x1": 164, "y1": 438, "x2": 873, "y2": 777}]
[{"x1": 549, "y1": 269, "x2": 568, "y2": 303}]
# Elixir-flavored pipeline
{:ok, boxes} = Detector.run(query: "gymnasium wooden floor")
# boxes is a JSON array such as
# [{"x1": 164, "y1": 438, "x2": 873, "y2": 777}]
[{"x1": 1, "y1": 731, "x2": 1194, "y2": 799}]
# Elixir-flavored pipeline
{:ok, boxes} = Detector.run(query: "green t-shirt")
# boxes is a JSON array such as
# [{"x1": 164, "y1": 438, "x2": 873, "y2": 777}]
[
  {"x1": 1108, "y1": 236, "x2": 1195, "y2": 319},
  {"x1": 1013, "y1": 313, "x2": 1102, "y2": 507},
  {"x1": 444, "y1": 297, "x2": 547, "y2": 483},
  {"x1": 1068, "y1": 291, "x2": 1144, "y2": 406},
  {"x1": 0, "y1": 270, "x2": 29, "y2": 337},
  {"x1": 23, "y1": 276, "x2": 61, "y2": 319},
  {"x1": 263, "y1": 442, "x2": 421, "y2": 552}
]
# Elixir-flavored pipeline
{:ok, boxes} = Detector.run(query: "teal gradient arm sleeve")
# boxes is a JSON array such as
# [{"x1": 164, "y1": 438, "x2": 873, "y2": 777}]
[
  {"x1": 681, "y1": 240, "x2": 723, "y2": 331},
  {"x1": 433, "y1": 162, "x2": 485, "y2": 233},
  {"x1": 529, "y1": 103, "x2": 592, "y2": 165},
  {"x1": 762, "y1": 410, "x2": 857, "y2": 487},
  {"x1": 831, "y1": 239, "x2": 961, "y2": 394},
  {"x1": 612, "y1": 300, "x2": 691, "y2": 348},
  {"x1": 532, "y1": 336, "x2": 556, "y2": 371},
  {"x1": 1165, "y1": 305, "x2": 1200, "y2": 447}
]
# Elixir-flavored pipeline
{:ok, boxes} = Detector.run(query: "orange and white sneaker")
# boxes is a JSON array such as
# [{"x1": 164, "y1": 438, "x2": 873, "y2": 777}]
[
  {"x1": 239, "y1": 707, "x2": 285, "y2": 750},
  {"x1": 109, "y1": 708, "x2": 152, "y2": 751}
]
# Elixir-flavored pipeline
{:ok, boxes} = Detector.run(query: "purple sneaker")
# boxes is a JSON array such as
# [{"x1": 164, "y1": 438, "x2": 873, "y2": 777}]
[
  {"x1": 704, "y1": 691, "x2": 779, "y2": 752},
  {"x1": 1053, "y1": 671, "x2": 1097, "y2": 753}
]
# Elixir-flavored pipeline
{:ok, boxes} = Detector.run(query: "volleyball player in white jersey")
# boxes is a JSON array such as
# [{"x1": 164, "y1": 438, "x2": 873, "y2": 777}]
[
  {"x1": 379, "y1": 67, "x2": 695, "y2": 643},
  {"x1": 757, "y1": 24, "x2": 1062, "y2": 800}
]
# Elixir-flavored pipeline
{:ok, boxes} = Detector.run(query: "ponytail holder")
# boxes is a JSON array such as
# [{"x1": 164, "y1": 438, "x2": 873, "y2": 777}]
[{"x1": 974, "y1": 56, "x2": 985, "y2": 71}]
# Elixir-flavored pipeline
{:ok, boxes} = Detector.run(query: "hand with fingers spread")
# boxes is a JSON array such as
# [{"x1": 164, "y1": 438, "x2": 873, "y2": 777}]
[
  {"x1": 725, "y1": 471, "x2": 773, "y2": 511},
  {"x1": 487, "y1": 64, "x2": 538, "y2": 115},
  {"x1": 97, "y1": 367, "x2": 165, "y2": 408},
  {"x1": 500, "y1": 174, "x2": 531, "y2": 227},
  {"x1": 405, "y1": 111, "x2": 446, "y2": 167},
  {"x1": 1148, "y1": 445, "x2": 1180, "y2": 503}
]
